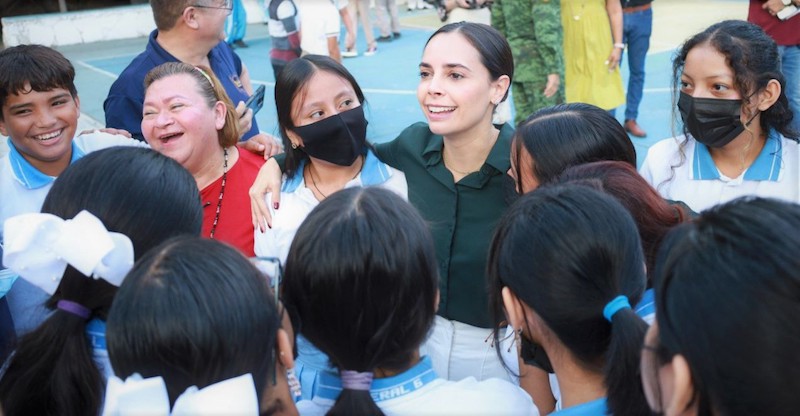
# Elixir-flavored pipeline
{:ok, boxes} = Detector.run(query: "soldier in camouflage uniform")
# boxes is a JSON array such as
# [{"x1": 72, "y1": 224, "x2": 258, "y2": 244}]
[{"x1": 492, "y1": 0, "x2": 564, "y2": 125}]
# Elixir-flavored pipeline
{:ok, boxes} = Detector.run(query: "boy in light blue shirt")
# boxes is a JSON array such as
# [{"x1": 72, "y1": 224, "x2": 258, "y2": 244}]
[{"x1": 0, "y1": 44, "x2": 141, "y2": 337}]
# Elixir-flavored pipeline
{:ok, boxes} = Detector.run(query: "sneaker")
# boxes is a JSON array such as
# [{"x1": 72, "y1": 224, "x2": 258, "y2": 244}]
[
  {"x1": 341, "y1": 48, "x2": 358, "y2": 58},
  {"x1": 376, "y1": 35, "x2": 393, "y2": 42},
  {"x1": 417, "y1": 2, "x2": 432, "y2": 9},
  {"x1": 393, "y1": 32, "x2": 401, "y2": 39},
  {"x1": 624, "y1": 119, "x2": 647, "y2": 138},
  {"x1": 364, "y1": 45, "x2": 377, "y2": 56}
]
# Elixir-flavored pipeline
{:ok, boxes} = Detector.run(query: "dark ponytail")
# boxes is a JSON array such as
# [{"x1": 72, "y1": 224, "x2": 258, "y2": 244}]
[
  {"x1": 283, "y1": 187, "x2": 438, "y2": 416},
  {"x1": 0, "y1": 270, "x2": 108, "y2": 415},
  {"x1": 328, "y1": 389, "x2": 384, "y2": 416},
  {"x1": 604, "y1": 307, "x2": 651, "y2": 416}
]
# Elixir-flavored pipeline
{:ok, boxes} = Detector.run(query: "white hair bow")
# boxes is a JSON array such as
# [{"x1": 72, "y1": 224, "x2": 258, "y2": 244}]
[
  {"x1": 2, "y1": 210, "x2": 134, "y2": 294},
  {"x1": 102, "y1": 373, "x2": 260, "y2": 416}
]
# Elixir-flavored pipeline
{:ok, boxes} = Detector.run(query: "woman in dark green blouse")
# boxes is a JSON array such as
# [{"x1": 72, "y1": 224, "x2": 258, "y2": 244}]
[{"x1": 251, "y1": 22, "x2": 518, "y2": 383}]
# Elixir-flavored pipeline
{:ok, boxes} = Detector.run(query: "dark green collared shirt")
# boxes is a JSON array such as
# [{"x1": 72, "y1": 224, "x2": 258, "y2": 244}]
[{"x1": 375, "y1": 122, "x2": 516, "y2": 328}]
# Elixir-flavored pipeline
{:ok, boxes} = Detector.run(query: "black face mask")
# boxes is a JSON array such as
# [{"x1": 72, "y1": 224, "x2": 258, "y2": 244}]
[
  {"x1": 520, "y1": 335, "x2": 554, "y2": 373},
  {"x1": 293, "y1": 106, "x2": 368, "y2": 166},
  {"x1": 677, "y1": 92, "x2": 757, "y2": 148}
]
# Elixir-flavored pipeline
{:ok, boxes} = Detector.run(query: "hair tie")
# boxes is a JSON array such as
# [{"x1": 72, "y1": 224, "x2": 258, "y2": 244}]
[
  {"x1": 194, "y1": 66, "x2": 213, "y2": 87},
  {"x1": 57, "y1": 299, "x2": 91, "y2": 320},
  {"x1": 340, "y1": 370, "x2": 373, "y2": 391},
  {"x1": 603, "y1": 295, "x2": 631, "y2": 322}
]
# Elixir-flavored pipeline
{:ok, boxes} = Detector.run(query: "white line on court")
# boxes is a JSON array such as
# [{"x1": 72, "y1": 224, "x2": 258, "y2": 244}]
[
  {"x1": 643, "y1": 87, "x2": 671, "y2": 93},
  {"x1": 74, "y1": 60, "x2": 119, "y2": 80}
]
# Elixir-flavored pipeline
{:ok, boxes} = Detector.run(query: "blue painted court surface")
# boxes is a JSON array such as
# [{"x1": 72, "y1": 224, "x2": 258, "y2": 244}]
[{"x1": 57, "y1": 2, "x2": 749, "y2": 167}]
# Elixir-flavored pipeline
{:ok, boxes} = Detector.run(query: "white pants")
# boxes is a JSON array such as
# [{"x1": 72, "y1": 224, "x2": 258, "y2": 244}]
[{"x1": 420, "y1": 316, "x2": 520, "y2": 383}]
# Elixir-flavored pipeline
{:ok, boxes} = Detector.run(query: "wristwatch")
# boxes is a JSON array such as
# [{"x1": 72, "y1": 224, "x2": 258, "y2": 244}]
[{"x1": 613, "y1": 43, "x2": 626, "y2": 50}]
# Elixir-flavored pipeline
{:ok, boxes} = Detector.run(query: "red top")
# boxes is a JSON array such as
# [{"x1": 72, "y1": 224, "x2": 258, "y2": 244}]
[
  {"x1": 200, "y1": 149, "x2": 265, "y2": 257},
  {"x1": 748, "y1": 0, "x2": 800, "y2": 46}
]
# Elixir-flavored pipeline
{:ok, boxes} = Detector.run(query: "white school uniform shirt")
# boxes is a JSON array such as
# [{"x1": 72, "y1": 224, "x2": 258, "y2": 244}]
[
  {"x1": 254, "y1": 149, "x2": 407, "y2": 263},
  {"x1": 296, "y1": 356, "x2": 539, "y2": 416},
  {"x1": 0, "y1": 132, "x2": 144, "y2": 246},
  {"x1": 640, "y1": 130, "x2": 800, "y2": 213}
]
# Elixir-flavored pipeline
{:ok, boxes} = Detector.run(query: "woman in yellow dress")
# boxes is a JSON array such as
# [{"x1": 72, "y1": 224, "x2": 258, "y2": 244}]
[{"x1": 561, "y1": 0, "x2": 626, "y2": 113}]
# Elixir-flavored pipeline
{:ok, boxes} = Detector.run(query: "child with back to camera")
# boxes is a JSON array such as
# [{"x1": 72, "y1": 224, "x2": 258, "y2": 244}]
[
  {"x1": 0, "y1": 147, "x2": 202, "y2": 416},
  {"x1": 488, "y1": 184, "x2": 651, "y2": 415},
  {"x1": 103, "y1": 236, "x2": 297, "y2": 416},
  {"x1": 506, "y1": 102, "x2": 636, "y2": 194},
  {"x1": 643, "y1": 197, "x2": 800, "y2": 415},
  {"x1": 554, "y1": 160, "x2": 690, "y2": 324}
]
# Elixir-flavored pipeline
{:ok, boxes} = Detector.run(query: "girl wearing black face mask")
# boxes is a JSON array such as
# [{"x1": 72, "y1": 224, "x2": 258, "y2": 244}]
[
  {"x1": 640, "y1": 20, "x2": 799, "y2": 213},
  {"x1": 253, "y1": 55, "x2": 407, "y2": 402}
]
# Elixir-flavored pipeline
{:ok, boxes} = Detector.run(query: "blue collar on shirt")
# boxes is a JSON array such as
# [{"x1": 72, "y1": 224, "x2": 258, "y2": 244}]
[
  {"x1": 314, "y1": 356, "x2": 439, "y2": 403},
  {"x1": 693, "y1": 130, "x2": 783, "y2": 181},
  {"x1": 635, "y1": 288, "x2": 655, "y2": 320},
  {"x1": 282, "y1": 149, "x2": 392, "y2": 193},
  {"x1": 552, "y1": 398, "x2": 608, "y2": 416},
  {"x1": 7, "y1": 138, "x2": 85, "y2": 189},
  {"x1": 86, "y1": 318, "x2": 107, "y2": 351}
]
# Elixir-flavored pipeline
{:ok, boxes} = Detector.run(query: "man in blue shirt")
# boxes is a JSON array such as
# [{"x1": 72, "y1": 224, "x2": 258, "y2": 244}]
[{"x1": 104, "y1": 0, "x2": 275, "y2": 152}]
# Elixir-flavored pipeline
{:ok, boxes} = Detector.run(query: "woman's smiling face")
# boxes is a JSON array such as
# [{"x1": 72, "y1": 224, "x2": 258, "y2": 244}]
[
  {"x1": 417, "y1": 31, "x2": 505, "y2": 138},
  {"x1": 141, "y1": 73, "x2": 226, "y2": 171}
]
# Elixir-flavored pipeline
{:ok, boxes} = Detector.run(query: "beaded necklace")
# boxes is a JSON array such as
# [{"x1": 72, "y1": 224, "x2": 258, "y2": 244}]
[{"x1": 209, "y1": 147, "x2": 229, "y2": 239}]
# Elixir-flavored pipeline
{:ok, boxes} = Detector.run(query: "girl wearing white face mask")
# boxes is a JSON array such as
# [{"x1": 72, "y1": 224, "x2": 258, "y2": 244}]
[{"x1": 640, "y1": 20, "x2": 799, "y2": 213}]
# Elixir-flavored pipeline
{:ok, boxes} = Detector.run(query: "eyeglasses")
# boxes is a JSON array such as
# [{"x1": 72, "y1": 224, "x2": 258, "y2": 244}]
[{"x1": 191, "y1": 2, "x2": 233, "y2": 15}]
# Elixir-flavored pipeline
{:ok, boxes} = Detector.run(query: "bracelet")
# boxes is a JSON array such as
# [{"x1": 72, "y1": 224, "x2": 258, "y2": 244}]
[{"x1": 613, "y1": 43, "x2": 625, "y2": 50}]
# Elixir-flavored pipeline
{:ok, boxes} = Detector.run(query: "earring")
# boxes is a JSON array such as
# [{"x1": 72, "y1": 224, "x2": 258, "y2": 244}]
[
  {"x1": 291, "y1": 142, "x2": 298, "y2": 149},
  {"x1": 507, "y1": 327, "x2": 522, "y2": 353},
  {"x1": 286, "y1": 367, "x2": 302, "y2": 399}
]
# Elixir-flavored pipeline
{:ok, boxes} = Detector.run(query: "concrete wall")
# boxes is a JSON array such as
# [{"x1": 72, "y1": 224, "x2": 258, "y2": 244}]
[{"x1": 1, "y1": 0, "x2": 268, "y2": 47}]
